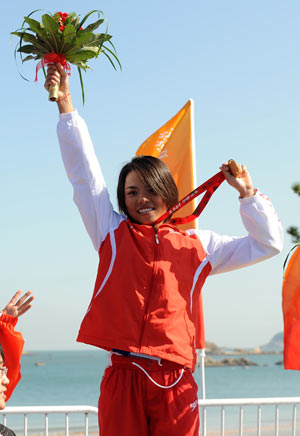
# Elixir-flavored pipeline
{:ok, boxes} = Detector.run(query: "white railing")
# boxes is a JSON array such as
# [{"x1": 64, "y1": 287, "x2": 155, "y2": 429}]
[
  {"x1": 1, "y1": 398, "x2": 300, "y2": 436},
  {"x1": 198, "y1": 397, "x2": 300, "y2": 436},
  {"x1": 0, "y1": 405, "x2": 98, "y2": 436}
]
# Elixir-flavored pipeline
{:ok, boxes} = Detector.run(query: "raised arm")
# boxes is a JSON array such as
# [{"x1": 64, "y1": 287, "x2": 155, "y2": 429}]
[
  {"x1": 45, "y1": 64, "x2": 124, "y2": 251},
  {"x1": 191, "y1": 165, "x2": 283, "y2": 274}
]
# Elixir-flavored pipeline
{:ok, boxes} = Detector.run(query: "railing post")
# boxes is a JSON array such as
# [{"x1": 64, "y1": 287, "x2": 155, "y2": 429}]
[
  {"x1": 202, "y1": 406, "x2": 207, "y2": 436},
  {"x1": 45, "y1": 413, "x2": 48, "y2": 436},
  {"x1": 221, "y1": 406, "x2": 225, "y2": 436},
  {"x1": 65, "y1": 412, "x2": 69, "y2": 436},
  {"x1": 85, "y1": 412, "x2": 89, "y2": 436},
  {"x1": 239, "y1": 406, "x2": 243, "y2": 436},
  {"x1": 292, "y1": 404, "x2": 296, "y2": 436},
  {"x1": 199, "y1": 348, "x2": 206, "y2": 400},
  {"x1": 257, "y1": 405, "x2": 261, "y2": 436},
  {"x1": 275, "y1": 405, "x2": 279, "y2": 436},
  {"x1": 24, "y1": 413, "x2": 28, "y2": 436}
]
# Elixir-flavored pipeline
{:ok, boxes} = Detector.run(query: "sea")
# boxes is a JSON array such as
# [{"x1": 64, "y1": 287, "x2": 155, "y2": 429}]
[{"x1": 2, "y1": 350, "x2": 300, "y2": 435}]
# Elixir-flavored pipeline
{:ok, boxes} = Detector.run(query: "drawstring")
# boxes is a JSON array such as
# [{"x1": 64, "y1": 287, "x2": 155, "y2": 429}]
[{"x1": 132, "y1": 361, "x2": 185, "y2": 389}]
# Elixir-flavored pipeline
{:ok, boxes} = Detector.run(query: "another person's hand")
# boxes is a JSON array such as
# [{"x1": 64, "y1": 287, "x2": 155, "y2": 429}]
[
  {"x1": 220, "y1": 163, "x2": 255, "y2": 198},
  {"x1": 2, "y1": 290, "x2": 34, "y2": 318}
]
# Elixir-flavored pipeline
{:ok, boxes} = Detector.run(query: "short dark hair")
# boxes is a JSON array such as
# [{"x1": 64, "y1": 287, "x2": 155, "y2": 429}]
[{"x1": 117, "y1": 155, "x2": 178, "y2": 219}]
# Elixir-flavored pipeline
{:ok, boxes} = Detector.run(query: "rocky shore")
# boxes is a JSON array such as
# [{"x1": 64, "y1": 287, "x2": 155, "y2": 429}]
[
  {"x1": 196, "y1": 337, "x2": 283, "y2": 367},
  {"x1": 203, "y1": 356, "x2": 258, "y2": 367},
  {"x1": 204, "y1": 341, "x2": 282, "y2": 356}
]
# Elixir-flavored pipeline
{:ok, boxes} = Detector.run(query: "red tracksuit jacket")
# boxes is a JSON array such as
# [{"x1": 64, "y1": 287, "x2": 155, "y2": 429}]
[{"x1": 0, "y1": 313, "x2": 24, "y2": 400}]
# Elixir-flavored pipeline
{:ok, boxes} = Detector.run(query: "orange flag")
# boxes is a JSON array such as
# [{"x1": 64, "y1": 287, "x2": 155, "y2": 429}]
[
  {"x1": 136, "y1": 100, "x2": 196, "y2": 231},
  {"x1": 136, "y1": 99, "x2": 205, "y2": 349},
  {"x1": 282, "y1": 245, "x2": 300, "y2": 369}
]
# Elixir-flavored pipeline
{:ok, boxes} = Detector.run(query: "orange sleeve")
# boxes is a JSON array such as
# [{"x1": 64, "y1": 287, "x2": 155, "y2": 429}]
[{"x1": 0, "y1": 313, "x2": 24, "y2": 401}]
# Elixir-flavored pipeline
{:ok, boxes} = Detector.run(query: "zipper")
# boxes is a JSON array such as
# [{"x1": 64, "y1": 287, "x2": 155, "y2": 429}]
[{"x1": 137, "y1": 228, "x2": 159, "y2": 348}]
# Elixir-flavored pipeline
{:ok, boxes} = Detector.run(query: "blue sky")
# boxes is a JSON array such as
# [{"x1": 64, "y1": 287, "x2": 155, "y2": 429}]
[{"x1": 1, "y1": 0, "x2": 299, "y2": 350}]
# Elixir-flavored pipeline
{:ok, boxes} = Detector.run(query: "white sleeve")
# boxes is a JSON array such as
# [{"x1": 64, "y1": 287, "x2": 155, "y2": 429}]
[
  {"x1": 188, "y1": 190, "x2": 283, "y2": 275},
  {"x1": 57, "y1": 110, "x2": 124, "y2": 251}
]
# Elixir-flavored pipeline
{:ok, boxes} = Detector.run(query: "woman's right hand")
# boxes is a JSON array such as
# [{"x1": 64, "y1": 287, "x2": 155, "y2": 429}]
[
  {"x1": 44, "y1": 63, "x2": 73, "y2": 113},
  {"x1": 44, "y1": 63, "x2": 68, "y2": 98}
]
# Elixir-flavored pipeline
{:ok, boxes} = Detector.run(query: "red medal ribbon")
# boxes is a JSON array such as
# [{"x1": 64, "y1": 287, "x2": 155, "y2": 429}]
[
  {"x1": 154, "y1": 171, "x2": 225, "y2": 226},
  {"x1": 35, "y1": 52, "x2": 71, "y2": 82}
]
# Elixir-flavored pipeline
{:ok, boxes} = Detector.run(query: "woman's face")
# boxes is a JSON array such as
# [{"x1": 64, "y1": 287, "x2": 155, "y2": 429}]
[
  {"x1": 124, "y1": 170, "x2": 167, "y2": 226},
  {"x1": 0, "y1": 355, "x2": 9, "y2": 410}
]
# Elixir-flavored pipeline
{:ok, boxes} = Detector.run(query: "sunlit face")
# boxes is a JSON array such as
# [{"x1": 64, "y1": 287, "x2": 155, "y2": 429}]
[
  {"x1": 124, "y1": 171, "x2": 167, "y2": 226},
  {"x1": 0, "y1": 355, "x2": 9, "y2": 410}
]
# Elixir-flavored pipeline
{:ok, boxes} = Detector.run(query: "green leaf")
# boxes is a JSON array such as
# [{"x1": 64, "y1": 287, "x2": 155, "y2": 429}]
[
  {"x1": 73, "y1": 16, "x2": 81, "y2": 31},
  {"x1": 67, "y1": 49, "x2": 99, "y2": 63},
  {"x1": 42, "y1": 13, "x2": 60, "y2": 34},
  {"x1": 17, "y1": 44, "x2": 45, "y2": 56},
  {"x1": 83, "y1": 18, "x2": 104, "y2": 33},
  {"x1": 107, "y1": 39, "x2": 118, "y2": 53},
  {"x1": 42, "y1": 13, "x2": 60, "y2": 52},
  {"x1": 103, "y1": 44, "x2": 122, "y2": 70},
  {"x1": 22, "y1": 54, "x2": 38, "y2": 62},
  {"x1": 102, "y1": 50, "x2": 117, "y2": 70},
  {"x1": 77, "y1": 66, "x2": 85, "y2": 105},
  {"x1": 74, "y1": 61, "x2": 91, "y2": 70},
  {"x1": 60, "y1": 23, "x2": 76, "y2": 53},
  {"x1": 63, "y1": 23, "x2": 76, "y2": 42},
  {"x1": 22, "y1": 17, "x2": 54, "y2": 52},
  {"x1": 79, "y1": 10, "x2": 104, "y2": 30},
  {"x1": 84, "y1": 33, "x2": 112, "y2": 48},
  {"x1": 82, "y1": 46, "x2": 100, "y2": 54},
  {"x1": 74, "y1": 31, "x2": 96, "y2": 47},
  {"x1": 11, "y1": 31, "x2": 24, "y2": 37},
  {"x1": 64, "y1": 32, "x2": 95, "y2": 55},
  {"x1": 12, "y1": 31, "x2": 48, "y2": 53},
  {"x1": 23, "y1": 17, "x2": 43, "y2": 34}
]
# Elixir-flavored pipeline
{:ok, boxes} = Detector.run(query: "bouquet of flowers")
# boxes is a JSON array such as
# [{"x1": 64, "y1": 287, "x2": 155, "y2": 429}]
[{"x1": 11, "y1": 10, "x2": 121, "y2": 103}]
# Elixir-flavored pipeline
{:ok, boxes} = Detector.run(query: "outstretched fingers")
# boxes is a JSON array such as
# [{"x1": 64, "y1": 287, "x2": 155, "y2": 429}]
[{"x1": 2, "y1": 290, "x2": 35, "y2": 318}]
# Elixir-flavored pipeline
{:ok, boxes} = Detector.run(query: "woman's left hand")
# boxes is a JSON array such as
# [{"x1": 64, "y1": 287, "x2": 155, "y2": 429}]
[
  {"x1": 2, "y1": 290, "x2": 34, "y2": 318},
  {"x1": 220, "y1": 163, "x2": 255, "y2": 198}
]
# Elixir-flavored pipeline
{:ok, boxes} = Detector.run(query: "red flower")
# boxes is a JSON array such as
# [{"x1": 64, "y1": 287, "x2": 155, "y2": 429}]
[
  {"x1": 58, "y1": 12, "x2": 68, "y2": 22},
  {"x1": 59, "y1": 25, "x2": 65, "y2": 31}
]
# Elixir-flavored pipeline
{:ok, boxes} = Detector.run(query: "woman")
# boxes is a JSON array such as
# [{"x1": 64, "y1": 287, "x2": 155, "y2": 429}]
[
  {"x1": 45, "y1": 63, "x2": 283, "y2": 436},
  {"x1": 0, "y1": 291, "x2": 34, "y2": 436}
]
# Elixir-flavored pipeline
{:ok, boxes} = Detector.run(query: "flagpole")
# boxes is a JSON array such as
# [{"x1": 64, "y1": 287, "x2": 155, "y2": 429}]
[
  {"x1": 190, "y1": 98, "x2": 207, "y2": 436},
  {"x1": 190, "y1": 98, "x2": 206, "y2": 395}
]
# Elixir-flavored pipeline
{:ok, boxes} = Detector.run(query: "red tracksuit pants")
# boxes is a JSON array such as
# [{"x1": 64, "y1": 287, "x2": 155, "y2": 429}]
[{"x1": 98, "y1": 354, "x2": 199, "y2": 436}]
